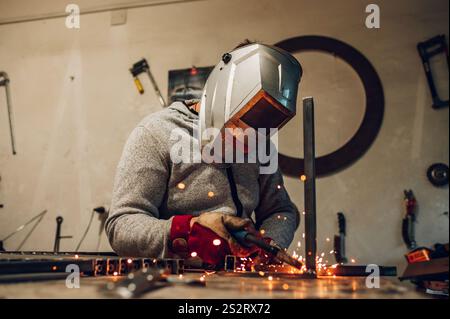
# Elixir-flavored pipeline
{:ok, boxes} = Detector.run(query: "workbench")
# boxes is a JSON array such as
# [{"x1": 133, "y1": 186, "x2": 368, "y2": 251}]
[{"x1": 0, "y1": 272, "x2": 428, "y2": 299}]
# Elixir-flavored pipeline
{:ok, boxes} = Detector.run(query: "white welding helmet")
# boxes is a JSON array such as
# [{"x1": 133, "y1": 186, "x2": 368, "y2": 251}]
[{"x1": 198, "y1": 43, "x2": 302, "y2": 149}]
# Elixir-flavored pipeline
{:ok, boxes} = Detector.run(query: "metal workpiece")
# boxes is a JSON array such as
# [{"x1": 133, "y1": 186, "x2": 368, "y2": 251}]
[
  {"x1": 224, "y1": 255, "x2": 237, "y2": 272},
  {"x1": 105, "y1": 267, "x2": 170, "y2": 299},
  {"x1": 303, "y1": 97, "x2": 317, "y2": 275}
]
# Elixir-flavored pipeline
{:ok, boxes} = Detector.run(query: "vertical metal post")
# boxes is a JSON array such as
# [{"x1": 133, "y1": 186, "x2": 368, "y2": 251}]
[{"x1": 303, "y1": 97, "x2": 317, "y2": 275}]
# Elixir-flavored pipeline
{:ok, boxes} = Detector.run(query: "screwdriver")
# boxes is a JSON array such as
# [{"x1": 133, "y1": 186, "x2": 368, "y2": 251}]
[{"x1": 229, "y1": 229, "x2": 303, "y2": 270}]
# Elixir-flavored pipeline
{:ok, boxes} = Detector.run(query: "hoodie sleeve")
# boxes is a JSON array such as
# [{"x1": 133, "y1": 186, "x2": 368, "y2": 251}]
[
  {"x1": 105, "y1": 125, "x2": 173, "y2": 258},
  {"x1": 254, "y1": 168, "x2": 300, "y2": 249}
]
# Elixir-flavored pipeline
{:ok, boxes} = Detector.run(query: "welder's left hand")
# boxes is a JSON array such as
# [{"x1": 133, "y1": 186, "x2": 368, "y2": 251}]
[{"x1": 170, "y1": 213, "x2": 264, "y2": 267}]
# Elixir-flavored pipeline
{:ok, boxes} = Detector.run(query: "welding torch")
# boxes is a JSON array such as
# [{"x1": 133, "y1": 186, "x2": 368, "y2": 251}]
[{"x1": 229, "y1": 229, "x2": 303, "y2": 270}]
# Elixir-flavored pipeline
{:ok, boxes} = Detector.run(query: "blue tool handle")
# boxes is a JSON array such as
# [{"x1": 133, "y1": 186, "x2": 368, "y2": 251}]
[{"x1": 229, "y1": 229, "x2": 252, "y2": 248}]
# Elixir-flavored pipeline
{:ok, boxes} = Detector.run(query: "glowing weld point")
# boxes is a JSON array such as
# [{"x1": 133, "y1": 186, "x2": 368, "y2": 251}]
[
  {"x1": 191, "y1": 252, "x2": 198, "y2": 257},
  {"x1": 213, "y1": 239, "x2": 221, "y2": 246}
]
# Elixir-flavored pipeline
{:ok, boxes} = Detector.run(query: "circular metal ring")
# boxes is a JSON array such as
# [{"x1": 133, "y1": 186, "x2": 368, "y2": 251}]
[{"x1": 275, "y1": 35, "x2": 384, "y2": 177}]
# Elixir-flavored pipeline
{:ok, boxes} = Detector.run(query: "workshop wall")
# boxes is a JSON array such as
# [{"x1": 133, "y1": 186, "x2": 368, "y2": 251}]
[{"x1": 0, "y1": 0, "x2": 448, "y2": 270}]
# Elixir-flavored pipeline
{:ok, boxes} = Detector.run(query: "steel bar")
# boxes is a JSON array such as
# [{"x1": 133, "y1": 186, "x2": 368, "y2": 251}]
[{"x1": 303, "y1": 97, "x2": 317, "y2": 275}]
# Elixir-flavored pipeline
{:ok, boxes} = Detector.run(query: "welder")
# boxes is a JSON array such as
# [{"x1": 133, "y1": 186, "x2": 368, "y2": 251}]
[{"x1": 106, "y1": 40, "x2": 303, "y2": 268}]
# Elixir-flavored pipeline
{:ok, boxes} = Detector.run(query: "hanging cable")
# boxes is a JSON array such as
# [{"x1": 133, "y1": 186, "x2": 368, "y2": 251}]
[{"x1": 75, "y1": 206, "x2": 107, "y2": 252}]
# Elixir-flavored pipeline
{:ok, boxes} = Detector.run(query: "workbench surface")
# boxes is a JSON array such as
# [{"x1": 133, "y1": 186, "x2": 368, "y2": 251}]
[{"x1": 0, "y1": 272, "x2": 428, "y2": 299}]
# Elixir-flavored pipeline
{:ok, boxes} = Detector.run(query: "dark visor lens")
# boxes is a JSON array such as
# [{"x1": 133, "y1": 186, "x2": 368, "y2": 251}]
[{"x1": 240, "y1": 97, "x2": 290, "y2": 132}]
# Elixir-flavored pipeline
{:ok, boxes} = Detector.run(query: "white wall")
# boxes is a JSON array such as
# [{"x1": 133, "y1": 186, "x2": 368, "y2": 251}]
[{"x1": 0, "y1": 0, "x2": 448, "y2": 271}]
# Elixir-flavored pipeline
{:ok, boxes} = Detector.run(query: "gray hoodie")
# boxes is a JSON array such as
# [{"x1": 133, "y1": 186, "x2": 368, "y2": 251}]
[{"x1": 105, "y1": 102, "x2": 299, "y2": 258}]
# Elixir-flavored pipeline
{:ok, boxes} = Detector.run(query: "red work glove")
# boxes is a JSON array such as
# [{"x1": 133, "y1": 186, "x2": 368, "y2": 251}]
[{"x1": 170, "y1": 213, "x2": 259, "y2": 267}]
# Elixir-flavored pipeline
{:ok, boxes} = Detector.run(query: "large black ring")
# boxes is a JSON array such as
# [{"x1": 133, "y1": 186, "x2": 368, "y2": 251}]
[{"x1": 275, "y1": 36, "x2": 384, "y2": 177}]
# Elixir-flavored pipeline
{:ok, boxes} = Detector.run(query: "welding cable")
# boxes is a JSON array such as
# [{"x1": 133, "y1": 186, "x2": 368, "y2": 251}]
[{"x1": 75, "y1": 209, "x2": 95, "y2": 252}]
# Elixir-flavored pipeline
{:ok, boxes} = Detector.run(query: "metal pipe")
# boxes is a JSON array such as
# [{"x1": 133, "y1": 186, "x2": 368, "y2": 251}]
[
  {"x1": 0, "y1": 0, "x2": 205, "y2": 26},
  {"x1": 0, "y1": 71, "x2": 16, "y2": 155},
  {"x1": 303, "y1": 97, "x2": 317, "y2": 275}
]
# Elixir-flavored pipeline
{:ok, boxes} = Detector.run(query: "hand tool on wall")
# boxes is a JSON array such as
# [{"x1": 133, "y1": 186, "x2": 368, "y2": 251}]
[
  {"x1": 417, "y1": 35, "x2": 449, "y2": 109},
  {"x1": 334, "y1": 212, "x2": 348, "y2": 264},
  {"x1": 0, "y1": 71, "x2": 17, "y2": 155},
  {"x1": 229, "y1": 229, "x2": 303, "y2": 270},
  {"x1": 0, "y1": 210, "x2": 47, "y2": 251},
  {"x1": 402, "y1": 190, "x2": 417, "y2": 250},
  {"x1": 129, "y1": 58, "x2": 167, "y2": 107},
  {"x1": 53, "y1": 216, "x2": 72, "y2": 253}
]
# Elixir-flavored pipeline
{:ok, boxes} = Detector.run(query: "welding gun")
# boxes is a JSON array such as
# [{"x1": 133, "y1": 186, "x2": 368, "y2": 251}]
[{"x1": 229, "y1": 229, "x2": 303, "y2": 270}]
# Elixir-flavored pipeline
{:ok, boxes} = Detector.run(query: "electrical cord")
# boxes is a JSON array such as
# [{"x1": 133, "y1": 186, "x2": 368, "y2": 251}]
[{"x1": 75, "y1": 206, "x2": 107, "y2": 252}]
